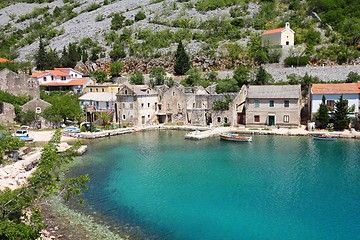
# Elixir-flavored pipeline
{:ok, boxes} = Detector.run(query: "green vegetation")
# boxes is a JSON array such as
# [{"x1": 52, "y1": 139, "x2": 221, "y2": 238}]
[
  {"x1": 134, "y1": 11, "x2": 146, "y2": 21},
  {"x1": 42, "y1": 93, "x2": 83, "y2": 124},
  {"x1": 346, "y1": 72, "x2": 360, "y2": 83},
  {"x1": 174, "y1": 41, "x2": 190, "y2": 75},
  {"x1": 89, "y1": 70, "x2": 108, "y2": 83},
  {"x1": 110, "y1": 61, "x2": 123, "y2": 77},
  {"x1": 0, "y1": 134, "x2": 24, "y2": 164},
  {"x1": 334, "y1": 95, "x2": 350, "y2": 130},
  {"x1": 150, "y1": 66, "x2": 166, "y2": 86},
  {"x1": 130, "y1": 72, "x2": 145, "y2": 85},
  {"x1": 0, "y1": 131, "x2": 89, "y2": 239},
  {"x1": 213, "y1": 95, "x2": 233, "y2": 110},
  {"x1": 316, "y1": 95, "x2": 329, "y2": 129}
]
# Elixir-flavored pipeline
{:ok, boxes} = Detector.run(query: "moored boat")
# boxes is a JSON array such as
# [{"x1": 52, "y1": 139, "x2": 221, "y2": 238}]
[
  {"x1": 313, "y1": 134, "x2": 337, "y2": 141},
  {"x1": 219, "y1": 133, "x2": 252, "y2": 142}
]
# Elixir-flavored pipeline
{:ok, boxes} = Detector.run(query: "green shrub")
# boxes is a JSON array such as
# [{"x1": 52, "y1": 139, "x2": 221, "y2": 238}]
[
  {"x1": 130, "y1": 72, "x2": 145, "y2": 85},
  {"x1": 134, "y1": 11, "x2": 146, "y2": 21},
  {"x1": 284, "y1": 56, "x2": 309, "y2": 67}
]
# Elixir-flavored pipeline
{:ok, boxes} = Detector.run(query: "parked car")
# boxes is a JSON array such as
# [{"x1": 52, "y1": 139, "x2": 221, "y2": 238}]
[
  {"x1": 63, "y1": 126, "x2": 80, "y2": 133},
  {"x1": 12, "y1": 129, "x2": 29, "y2": 137}
]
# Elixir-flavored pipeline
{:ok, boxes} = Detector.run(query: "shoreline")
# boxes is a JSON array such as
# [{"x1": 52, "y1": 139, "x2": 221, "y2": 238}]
[{"x1": 2, "y1": 126, "x2": 360, "y2": 239}]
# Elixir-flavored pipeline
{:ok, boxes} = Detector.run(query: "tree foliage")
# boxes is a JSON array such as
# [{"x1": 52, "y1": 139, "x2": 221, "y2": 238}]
[
  {"x1": 42, "y1": 93, "x2": 83, "y2": 124},
  {"x1": 129, "y1": 72, "x2": 144, "y2": 85},
  {"x1": 213, "y1": 95, "x2": 233, "y2": 110},
  {"x1": 174, "y1": 41, "x2": 190, "y2": 75},
  {"x1": 0, "y1": 131, "x2": 89, "y2": 239},
  {"x1": 150, "y1": 66, "x2": 166, "y2": 86},
  {"x1": 233, "y1": 65, "x2": 249, "y2": 87},
  {"x1": 316, "y1": 95, "x2": 329, "y2": 129},
  {"x1": 89, "y1": 70, "x2": 108, "y2": 83},
  {"x1": 253, "y1": 66, "x2": 273, "y2": 85},
  {"x1": 334, "y1": 95, "x2": 350, "y2": 130},
  {"x1": 110, "y1": 61, "x2": 123, "y2": 77}
]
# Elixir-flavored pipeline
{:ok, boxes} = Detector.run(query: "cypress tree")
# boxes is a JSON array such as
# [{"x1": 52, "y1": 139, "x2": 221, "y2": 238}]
[
  {"x1": 316, "y1": 95, "x2": 329, "y2": 129},
  {"x1": 36, "y1": 37, "x2": 47, "y2": 70},
  {"x1": 334, "y1": 95, "x2": 350, "y2": 130},
  {"x1": 174, "y1": 41, "x2": 190, "y2": 76}
]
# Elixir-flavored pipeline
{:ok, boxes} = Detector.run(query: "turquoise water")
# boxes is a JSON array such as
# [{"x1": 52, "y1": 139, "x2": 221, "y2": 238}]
[{"x1": 69, "y1": 131, "x2": 360, "y2": 239}]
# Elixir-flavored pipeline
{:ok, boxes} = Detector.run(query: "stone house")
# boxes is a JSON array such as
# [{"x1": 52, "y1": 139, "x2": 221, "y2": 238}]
[
  {"x1": 157, "y1": 85, "x2": 187, "y2": 124},
  {"x1": 20, "y1": 98, "x2": 52, "y2": 128},
  {"x1": 262, "y1": 22, "x2": 295, "y2": 47},
  {"x1": 32, "y1": 68, "x2": 93, "y2": 93},
  {"x1": 309, "y1": 83, "x2": 360, "y2": 120},
  {"x1": 116, "y1": 84, "x2": 158, "y2": 126},
  {"x1": 246, "y1": 85, "x2": 302, "y2": 127},
  {"x1": 158, "y1": 86, "x2": 237, "y2": 126}
]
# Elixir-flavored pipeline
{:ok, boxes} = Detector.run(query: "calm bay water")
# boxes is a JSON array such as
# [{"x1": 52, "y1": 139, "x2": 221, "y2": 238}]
[{"x1": 69, "y1": 131, "x2": 360, "y2": 239}]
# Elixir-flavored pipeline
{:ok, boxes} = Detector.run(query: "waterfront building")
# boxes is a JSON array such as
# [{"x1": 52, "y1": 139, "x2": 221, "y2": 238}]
[
  {"x1": 246, "y1": 85, "x2": 302, "y2": 127},
  {"x1": 309, "y1": 83, "x2": 360, "y2": 120},
  {"x1": 116, "y1": 84, "x2": 158, "y2": 126}
]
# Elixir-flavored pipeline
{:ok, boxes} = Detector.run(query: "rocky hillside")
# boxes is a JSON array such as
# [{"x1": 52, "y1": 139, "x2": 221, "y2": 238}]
[{"x1": 0, "y1": 0, "x2": 359, "y2": 72}]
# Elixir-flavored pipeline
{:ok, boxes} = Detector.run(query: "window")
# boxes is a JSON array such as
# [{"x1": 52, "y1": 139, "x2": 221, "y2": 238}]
[
  {"x1": 148, "y1": 114, "x2": 150, "y2": 118},
  {"x1": 75, "y1": 74, "x2": 77, "y2": 77},
  {"x1": 51, "y1": 76, "x2": 54, "y2": 81},
  {"x1": 106, "y1": 102, "x2": 109, "y2": 108},
  {"x1": 326, "y1": 100, "x2": 335, "y2": 110},
  {"x1": 284, "y1": 100, "x2": 289, "y2": 107},
  {"x1": 254, "y1": 115, "x2": 260, "y2": 122},
  {"x1": 269, "y1": 100, "x2": 274, "y2": 107},
  {"x1": 284, "y1": 115, "x2": 289, "y2": 123},
  {"x1": 217, "y1": 117, "x2": 221, "y2": 123},
  {"x1": 89, "y1": 88, "x2": 93, "y2": 92},
  {"x1": 102, "y1": 88, "x2": 104, "y2": 92},
  {"x1": 35, "y1": 107, "x2": 41, "y2": 114},
  {"x1": 96, "y1": 88, "x2": 98, "y2": 92},
  {"x1": 122, "y1": 115, "x2": 126, "y2": 120},
  {"x1": 178, "y1": 103, "x2": 181, "y2": 109},
  {"x1": 158, "y1": 105, "x2": 162, "y2": 110},
  {"x1": 254, "y1": 100, "x2": 260, "y2": 108},
  {"x1": 193, "y1": 103, "x2": 195, "y2": 108},
  {"x1": 224, "y1": 117, "x2": 228, "y2": 123},
  {"x1": 61, "y1": 76, "x2": 66, "y2": 80},
  {"x1": 141, "y1": 103, "x2": 144, "y2": 108},
  {"x1": 125, "y1": 90, "x2": 128, "y2": 95},
  {"x1": 43, "y1": 77, "x2": 47, "y2": 82},
  {"x1": 148, "y1": 103, "x2": 150, "y2": 107},
  {"x1": 172, "y1": 92, "x2": 175, "y2": 96}
]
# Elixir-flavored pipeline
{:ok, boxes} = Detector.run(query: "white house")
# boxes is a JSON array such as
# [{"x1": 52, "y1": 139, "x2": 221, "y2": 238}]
[
  {"x1": 78, "y1": 92, "x2": 117, "y2": 111},
  {"x1": 262, "y1": 22, "x2": 295, "y2": 47},
  {"x1": 32, "y1": 68, "x2": 93, "y2": 93},
  {"x1": 309, "y1": 83, "x2": 360, "y2": 119}
]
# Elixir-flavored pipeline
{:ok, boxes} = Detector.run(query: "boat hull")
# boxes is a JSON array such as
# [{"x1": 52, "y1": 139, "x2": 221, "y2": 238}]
[
  {"x1": 219, "y1": 133, "x2": 252, "y2": 142},
  {"x1": 313, "y1": 136, "x2": 337, "y2": 141}
]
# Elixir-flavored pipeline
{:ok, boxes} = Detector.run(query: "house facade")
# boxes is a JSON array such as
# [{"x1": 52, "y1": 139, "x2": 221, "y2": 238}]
[
  {"x1": 32, "y1": 68, "x2": 93, "y2": 93},
  {"x1": 158, "y1": 86, "x2": 237, "y2": 126},
  {"x1": 84, "y1": 83, "x2": 121, "y2": 93},
  {"x1": 262, "y1": 22, "x2": 295, "y2": 47},
  {"x1": 116, "y1": 84, "x2": 158, "y2": 126},
  {"x1": 246, "y1": 85, "x2": 301, "y2": 127},
  {"x1": 20, "y1": 98, "x2": 52, "y2": 128},
  {"x1": 309, "y1": 83, "x2": 360, "y2": 120}
]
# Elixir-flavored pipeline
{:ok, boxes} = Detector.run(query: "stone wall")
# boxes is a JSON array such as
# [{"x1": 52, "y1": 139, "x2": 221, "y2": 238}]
[
  {"x1": 0, "y1": 102, "x2": 15, "y2": 125},
  {"x1": 264, "y1": 64, "x2": 360, "y2": 82},
  {"x1": 0, "y1": 69, "x2": 39, "y2": 98}
]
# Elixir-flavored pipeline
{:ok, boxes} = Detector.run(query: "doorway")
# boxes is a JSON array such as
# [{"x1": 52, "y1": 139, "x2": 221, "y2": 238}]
[{"x1": 268, "y1": 115, "x2": 275, "y2": 126}]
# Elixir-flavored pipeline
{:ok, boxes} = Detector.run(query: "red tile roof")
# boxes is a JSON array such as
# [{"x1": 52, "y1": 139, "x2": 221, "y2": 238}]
[
  {"x1": 311, "y1": 83, "x2": 360, "y2": 94},
  {"x1": 31, "y1": 71, "x2": 48, "y2": 77},
  {"x1": 0, "y1": 58, "x2": 11, "y2": 63},
  {"x1": 262, "y1": 27, "x2": 285, "y2": 35},
  {"x1": 32, "y1": 69, "x2": 69, "y2": 77},
  {"x1": 40, "y1": 78, "x2": 91, "y2": 87}
]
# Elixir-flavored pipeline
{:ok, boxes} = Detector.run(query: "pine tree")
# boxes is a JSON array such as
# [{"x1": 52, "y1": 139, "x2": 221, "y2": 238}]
[
  {"x1": 174, "y1": 41, "x2": 190, "y2": 75},
  {"x1": 35, "y1": 38, "x2": 47, "y2": 70},
  {"x1": 316, "y1": 95, "x2": 329, "y2": 129},
  {"x1": 334, "y1": 95, "x2": 350, "y2": 130}
]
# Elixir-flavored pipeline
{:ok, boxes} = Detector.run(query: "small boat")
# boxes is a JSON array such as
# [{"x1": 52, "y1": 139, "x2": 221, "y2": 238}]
[
  {"x1": 18, "y1": 136, "x2": 34, "y2": 142},
  {"x1": 219, "y1": 133, "x2": 252, "y2": 142},
  {"x1": 313, "y1": 134, "x2": 337, "y2": 141}
]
